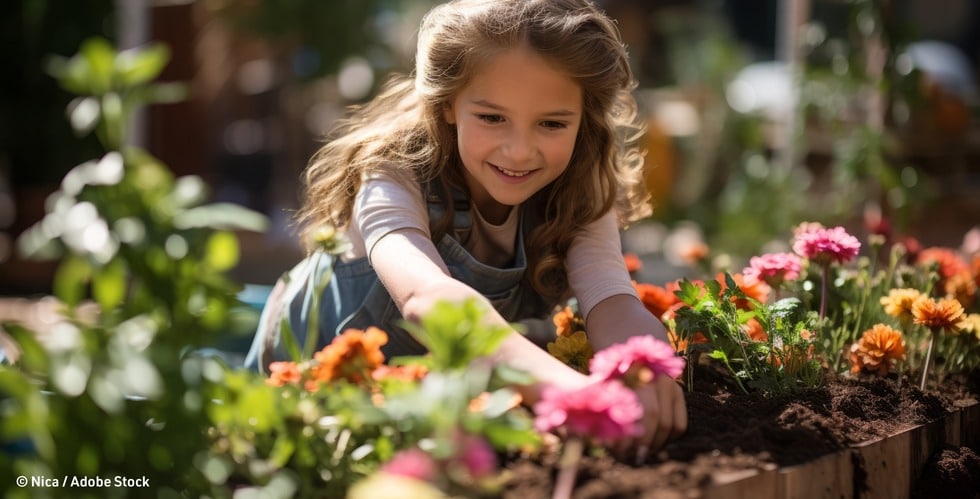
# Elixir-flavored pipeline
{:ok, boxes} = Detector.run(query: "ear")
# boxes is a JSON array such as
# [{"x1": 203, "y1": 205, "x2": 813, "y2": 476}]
[{"x1": 443, "y1": 101, "x2": 456, "y2": 125}]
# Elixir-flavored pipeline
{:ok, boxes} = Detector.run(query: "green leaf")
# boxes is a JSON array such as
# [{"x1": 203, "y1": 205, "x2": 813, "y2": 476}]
[
  {"x1": 54, "y1": 255, "x2": 93, "y2": 307},
  {"x1": 174, "y1": 203, "x2": 269, "y2": 232},
  {"x1": 205, "y1": 232, "x2": 240, "y2": 272},
  {"x1": 80, "y1": 37, "x2": 116, "y2": 94},
  {"x1": 92, "y1": 258, "x2": 127, "y2": 313},
  {"x1": 1, "y1": 322, "x2": 50, "y2": 374},
  {"x1": 114, "y1": 43, "x2": 170, "y2": 87}
]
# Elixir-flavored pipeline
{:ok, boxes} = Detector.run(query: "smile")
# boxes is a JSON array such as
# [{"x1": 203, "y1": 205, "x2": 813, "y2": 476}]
[{"x1": 495, "y1": 165, "x2": 531, "y2": 177}]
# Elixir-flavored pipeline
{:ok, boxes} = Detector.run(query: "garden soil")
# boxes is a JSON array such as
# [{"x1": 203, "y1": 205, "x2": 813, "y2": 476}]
[{"x1": 502, "y1": 366, "x2": 980, "y2": 498}]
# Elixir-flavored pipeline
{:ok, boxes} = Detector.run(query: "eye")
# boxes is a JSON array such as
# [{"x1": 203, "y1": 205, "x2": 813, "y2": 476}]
[
  {"x1": 477, "y1": 114, "x2": 504, "y2": 124},
  {"x1": 540, "y1": 120, "x2": 567, "y2": 130}
]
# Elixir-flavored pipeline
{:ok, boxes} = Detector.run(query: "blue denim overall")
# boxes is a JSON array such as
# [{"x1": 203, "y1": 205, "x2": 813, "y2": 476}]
[{"x1": 243, "y1": 198, "x2": 552, "y2": 372}]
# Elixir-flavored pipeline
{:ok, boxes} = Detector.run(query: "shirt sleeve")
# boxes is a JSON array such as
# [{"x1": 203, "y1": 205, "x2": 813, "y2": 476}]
[
  {"x1": 565, "y1": 210, "x2": 638, "y2": 319},
  {"x1": 351, "y1": 170, "x2": 430, "y2": 264}
]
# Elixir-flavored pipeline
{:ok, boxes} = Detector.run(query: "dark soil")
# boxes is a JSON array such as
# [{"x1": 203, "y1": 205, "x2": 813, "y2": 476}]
[{"x1": 502, "y1": 365, "x2": 980, "y2": 499}]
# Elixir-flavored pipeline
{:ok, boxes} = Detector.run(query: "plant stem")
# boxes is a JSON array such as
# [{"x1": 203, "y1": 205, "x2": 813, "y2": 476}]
[
  {"x1": 819, "y1": 263, "x2": 829, "y2": 322},
  {"x1": 919, "y1": 329, "x2": 936, "y2": 391},
  {"x1": 553, "y1": 437, "x2": 584, "y2": 499}
]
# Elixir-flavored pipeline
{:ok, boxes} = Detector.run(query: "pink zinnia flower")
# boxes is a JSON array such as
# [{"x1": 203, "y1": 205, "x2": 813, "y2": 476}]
[
  {"x1": 533, "y1": 380, "x2": 642, "y2": 442},
  {"x1": 456, "y1": 434, "x2": 497, "y2": 479},
  {"x1": 792, "y1": 225, "x2": 861, "y2": 266},
  {"x1": 381, "y1": 448, "x2": 437, "y2": 482},
  {"x1": 743, "y1": 252, "x2": 803, "y2": 288},
  {"x1": 589, "y1": 336, "x2": 686, "y2": 383}
]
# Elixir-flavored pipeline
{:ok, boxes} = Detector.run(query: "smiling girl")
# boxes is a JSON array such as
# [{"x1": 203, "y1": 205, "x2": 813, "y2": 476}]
[{"x1": 245, "y1": 0, "x2": 686, "y2": 457}]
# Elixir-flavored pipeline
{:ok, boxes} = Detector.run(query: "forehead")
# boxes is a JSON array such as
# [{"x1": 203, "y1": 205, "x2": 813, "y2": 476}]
[{"x1": 459, "y1": 47, "x2": 582, "y2": 110}]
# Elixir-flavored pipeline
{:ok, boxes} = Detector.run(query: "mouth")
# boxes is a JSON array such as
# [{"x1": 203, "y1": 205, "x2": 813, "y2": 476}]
[{"x1": 492, "y1": 163, "x2": 533, "y2": 177}]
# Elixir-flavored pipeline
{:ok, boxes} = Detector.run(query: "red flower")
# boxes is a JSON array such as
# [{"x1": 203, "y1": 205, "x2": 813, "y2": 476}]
[
  {"x1": 634, "y1": 281, "x2": 679, "y2": 320},
  {"x1": 623, "y1": 253, "x2": 643, "y2": 273}
]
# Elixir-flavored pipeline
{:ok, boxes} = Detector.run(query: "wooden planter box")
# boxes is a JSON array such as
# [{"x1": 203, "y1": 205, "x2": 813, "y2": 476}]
[{"x1": 704, "y1": 402, "x2": 980, "y2": 498}]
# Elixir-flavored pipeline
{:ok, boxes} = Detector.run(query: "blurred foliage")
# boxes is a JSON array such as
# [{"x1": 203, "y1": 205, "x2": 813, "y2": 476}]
[
  {"x1": 1, "y1": 38, "x2": 267, "y2": 497},
  {"x1": 656, "y1": 0, "x2": 945, "y2": 260},
  {"x1": 208, "y1": 0, "x2": 434, "y2": 83}
]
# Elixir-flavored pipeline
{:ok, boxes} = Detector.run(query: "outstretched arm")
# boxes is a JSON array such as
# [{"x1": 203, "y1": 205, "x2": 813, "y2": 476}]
[
  {"x1": 370, "y1": 227, "x2": 590, "y2": 403},
  {"x1": 587, "y1": 293, "x2": 688, "y2": 457}
]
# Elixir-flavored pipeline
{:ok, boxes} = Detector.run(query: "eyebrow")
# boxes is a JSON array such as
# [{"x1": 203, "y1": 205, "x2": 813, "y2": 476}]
[{"x1": 470, "y1": 99, "x2": 579, "y2": 117}]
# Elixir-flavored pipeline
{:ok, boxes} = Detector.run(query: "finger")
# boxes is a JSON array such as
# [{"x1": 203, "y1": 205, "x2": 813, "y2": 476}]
[{"x1": 670, "y1": 384, "x2": 688, "y2": 441}]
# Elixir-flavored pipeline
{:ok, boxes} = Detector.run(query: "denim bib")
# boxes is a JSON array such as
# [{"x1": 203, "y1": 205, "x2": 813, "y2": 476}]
[{"x1": 243, "y1": 198, "x2": 550, "y2": 372}]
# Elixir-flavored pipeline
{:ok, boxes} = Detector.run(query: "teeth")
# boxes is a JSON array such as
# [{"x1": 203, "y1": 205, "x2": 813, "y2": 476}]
[{"x1": 497, "y1": 166, "x2": 530, "y2": 177}]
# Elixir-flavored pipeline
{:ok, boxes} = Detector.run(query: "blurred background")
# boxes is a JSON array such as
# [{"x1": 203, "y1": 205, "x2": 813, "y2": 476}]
[{"x1": 2, "y1": 0, "x2": 979, "y2": 297}]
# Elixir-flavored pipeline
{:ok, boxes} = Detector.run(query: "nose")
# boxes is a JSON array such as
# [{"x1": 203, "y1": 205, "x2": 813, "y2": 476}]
[{"x1": 505, "y1": 127, "x2": 536, "y2": 164}]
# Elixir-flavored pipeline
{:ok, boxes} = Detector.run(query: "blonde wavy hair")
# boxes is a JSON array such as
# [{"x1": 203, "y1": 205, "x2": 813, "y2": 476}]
[{"x1": 298, "y1": 0, "x2": 650, "y2": 301}]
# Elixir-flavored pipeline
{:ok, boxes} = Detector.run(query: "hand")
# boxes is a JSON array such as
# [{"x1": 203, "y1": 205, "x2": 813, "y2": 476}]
[{"x1": 614, "y1": 375, "x2": 687, "y2": 463}]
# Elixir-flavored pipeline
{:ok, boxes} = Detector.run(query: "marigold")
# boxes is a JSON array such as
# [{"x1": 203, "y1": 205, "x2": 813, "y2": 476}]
[
  {"x1": 912, "y1": 297, "x2": 966, "y2": 332},
  {"x1": 552, "y1": 306, "x2": 585, "y2": 337},
  {"x1": 792, "y1": 225, "x2": 861, "y2": 266},
  {"x1": 310, "y1": 327, "x2": 389, "y2": 384},
  {"x1": 880, "y1": 288, "x2": 923, "y2": 322},
  {"x1": 371, "y1": 363, "x2": 428, "y2": 383},
  {"x1": 849, "y1": 324, "x2": 906, "y2": 376},
  {"x1": 741, "y1": 318, "x2": 768, "y2": 342},
  {"x1": 547, "y1": 331, "x2": 593, "y2": 374},
  {"x1": 717, "y1": 272, "x2": 771, "y2": 309},
  {"x1": 943, "y1": 271, "x2": 977, "y2": 310},
  {"x1": 266, "y1": 361, "x2": 302, "y2": 387},
  {"x1": 680, "y1": 242, "x2": 710, "y2": 265},
  {"x1": 623, "y1": 253, "x2": 643, "y2": 273},
  {"x1": 917, "y1": 247, "x2": 969, "y2": 279},
  {"x1": 634, "y1": 281, "x2": 679, "y2": 320}
]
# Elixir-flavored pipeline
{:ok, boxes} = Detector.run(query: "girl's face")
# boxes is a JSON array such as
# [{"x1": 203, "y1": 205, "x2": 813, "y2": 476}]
[{"x1": 444, "y1": 46, "x2": 582, "y2": 224}]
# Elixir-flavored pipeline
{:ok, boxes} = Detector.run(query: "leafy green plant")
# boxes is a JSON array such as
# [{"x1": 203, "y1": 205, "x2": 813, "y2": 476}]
[{"x1": 1, "y1": 37, "x2": 267, "y2": 498}]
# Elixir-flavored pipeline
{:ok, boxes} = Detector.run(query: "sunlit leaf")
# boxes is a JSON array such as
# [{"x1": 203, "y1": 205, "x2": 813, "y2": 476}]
[
  {"x1": 80, "y1": 37, "x2": 116, "y2": 94},
  {"x1": 174, "y1": 203, "x2": 269, "y2": 232},
  {"x1": 54, "y1": 255, "x2": 92, "y2": 307},
  {"x1": 114, "y1": 43, "x2": 170, "y2": 86},
  {"x1": 92, "y1": 258, "x2": 127, "y2": 313}
]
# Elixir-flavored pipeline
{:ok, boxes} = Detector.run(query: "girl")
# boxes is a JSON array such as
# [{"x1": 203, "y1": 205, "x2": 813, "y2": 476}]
[{"x1": 245, "y1": 0, "x2": 686, "y2": 457}]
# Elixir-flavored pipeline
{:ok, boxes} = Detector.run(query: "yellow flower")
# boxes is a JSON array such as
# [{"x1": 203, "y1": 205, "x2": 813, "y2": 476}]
[
  {"x1": 849, "y1": 324, "x2": 906, "y2": 376},
  {"x1": 546, "y1": 331, "x2": 593, "y2": 374},
  {"x1": 880, "y1": 288, "x2": 922, "y2": 322},
  {"x1": 912, "y1": 297, "x2": 965, "y2": 332},
  {"x1": 959, "y1": 313, "x2": 980, "y2": 341}
]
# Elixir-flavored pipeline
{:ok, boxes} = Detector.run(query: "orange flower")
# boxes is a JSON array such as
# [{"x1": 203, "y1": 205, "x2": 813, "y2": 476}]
[
  {"x1": 468, "y1": 391, "x2": 522, "y2": 413},
  {"x1": 310, "y1": 327, "x2": 389, "y2": 384},
  {"x1": 667, "y1": 329, "x2": 707, "y2": 353},
  {"x1": 634, "y1": 281, "x2": 679, "y2": 320},
  {"x1": 849, "y1": 324, "x2": 906, "y2": 376},
  {"x1": 371, "y1": 363, "x2": 428, "y2": 383},
  {"x1": 623, "y1": 253, "x2": 643, "y2": 273},
  {"x1": 741, "y1": 318, "x2": 768, "y2": 342},
  {"x1": 971, "y1": 254, "x2": 980, "y2": 288},
  {"x1": 266, "y1": 361, "x2": 302, "y2": 387},
  {"x1": 880, "y1": 288, "x2": 922, "y2": 322},
  {"x1": 680, "y1": 242, "x2": 710, "y2": 265},
  {"x1": 943, "y1": 271, "x2": 977, "y2": 310},
  {"x1": 716, "y1": 272, "x2": 771, "y2": 310},
  {"x1": 552, "y1": 306, "x2": 585, "y2": 337},
  {"x1": 917, "y1": 247, "x2": 969, "y2": 280},
  {"x1": 912, "y1": 297, "x2": 966, "y2": 332}
]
